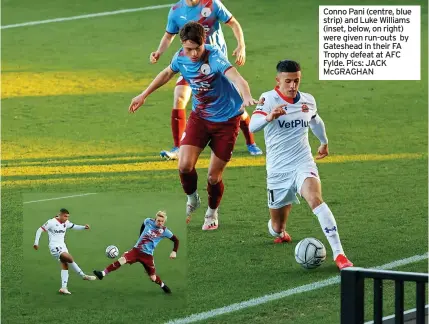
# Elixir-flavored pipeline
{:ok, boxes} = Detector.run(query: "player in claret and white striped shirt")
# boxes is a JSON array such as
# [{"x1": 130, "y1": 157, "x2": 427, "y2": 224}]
[
  {"x1": 249, "y1": 60, "x2": 354, "y2": 270},
  {"x1": 33, "y1": 208, "x2": 96, "y2": 295}
]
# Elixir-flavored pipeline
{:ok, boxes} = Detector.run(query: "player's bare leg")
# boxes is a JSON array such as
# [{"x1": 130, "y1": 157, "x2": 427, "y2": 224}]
[
  {"x1": 93, "y1": 255, "x2": 127, "y2": 280},
  {"x1": 179, "y1": 145, "x2": 204, "y2": 223},
  {"x1": 160, "y1": 84, "x2": 192, "y2": 160},
  {"x1": 59, "y1": 252, "x2": 96, "y2": 283},
  {"x1": 239, "y1": 109, "x2": 263, "y2": 155},
  {"x1": 149, "y1": 274, "x2": 171, "y2": 294},
  {"x1": 300, "y1": 177, "x2": 353, "y2": 270},
  {"x1": 202, "y1": 152, "x2": 228, "y2": 230},
  {"x1": 268, "y1": 205, "x2": 292, "y2": 243}
]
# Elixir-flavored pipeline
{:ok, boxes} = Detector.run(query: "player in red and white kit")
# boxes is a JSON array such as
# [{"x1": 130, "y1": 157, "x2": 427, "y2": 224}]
[
  {"x1": 33, "y1": 208, "x2": 96, "y2": 294},
  {"x1": 249, "y1": 60, "x2": 353, "y2": 270}
]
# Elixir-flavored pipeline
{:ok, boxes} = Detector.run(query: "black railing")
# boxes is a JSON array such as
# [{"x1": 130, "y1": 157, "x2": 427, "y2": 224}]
[{"x1": 341, "y1": 267, "x2": 428, "y2": 324}]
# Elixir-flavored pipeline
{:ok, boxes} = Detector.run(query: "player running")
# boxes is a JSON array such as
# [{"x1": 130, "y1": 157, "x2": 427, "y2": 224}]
[
  {"x1": 129, "y1": 22, "x2": 260, "y2": 230},
  {"x1": 150, "y1": 0, "x2": 263, "y2": 160},
  {"x1": 93, "y1": 211, "x2": 179, "y2": 294},
  {"x1": 33, "y1": 208, "x2": 96, "y2": 295},
  {"x1": 129, "y1": 22, "x2": 257, "y2": 230},
  {"x1": 249, "y1": 60, "x2": 354, "y2": 270}
]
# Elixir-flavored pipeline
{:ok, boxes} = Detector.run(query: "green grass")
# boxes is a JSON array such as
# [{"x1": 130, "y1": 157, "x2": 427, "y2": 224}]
[
  {"x1": 22, "y1": 193, "x2": 186, "y2": 323},
  {"x1": 2, "y1": 0, "x2": 428, "y2": 323}
]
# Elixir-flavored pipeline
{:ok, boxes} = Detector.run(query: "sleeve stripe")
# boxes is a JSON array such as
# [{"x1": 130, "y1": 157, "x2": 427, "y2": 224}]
[
  {"x1": 252, "y1": 111, "x2": 267, "y2": 116},
  {"x1": 224, "y1": 16, "x2": 233, "y2": 24},
  {"x1": 41, "y1": 227, "x2": 46, "y2": 231},
  {"x1": 166, "y1": 30, "x2": 178, "y2": 35},
  {"x1": 170, "y1": 66, "x2": 179, "y2": 73},
  {"x1": 70, "y1": 224, "x2": 75, "y2": 228},
  {"x1": 223, "y1": 66, "x2": 233, "y2": 74}
]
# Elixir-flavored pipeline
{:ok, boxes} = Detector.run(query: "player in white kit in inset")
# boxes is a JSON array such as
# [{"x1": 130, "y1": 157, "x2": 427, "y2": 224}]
[
  {"x1": 33, "y1": 208, "x2": 96, "y2": 294},
  {"x1": 249, "y1": 60, "x2": 353, "y2": 270}
]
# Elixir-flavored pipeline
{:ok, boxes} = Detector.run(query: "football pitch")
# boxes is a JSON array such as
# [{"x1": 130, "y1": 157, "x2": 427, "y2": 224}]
[{"x1": 2, "y1": 0, "x2": 428, "y2": 323}]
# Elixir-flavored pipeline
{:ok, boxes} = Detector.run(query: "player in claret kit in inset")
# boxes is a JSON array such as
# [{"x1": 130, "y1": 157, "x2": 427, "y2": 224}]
[
  {"x1": 33, "y1": 208, "x2": 96, "y2": 295},
  {"x1": 93, "y1": 211, "x2": 179, "y2": 294},
  {"x1": 249, "y1": 60, "x2": 354, "y2": 270}
]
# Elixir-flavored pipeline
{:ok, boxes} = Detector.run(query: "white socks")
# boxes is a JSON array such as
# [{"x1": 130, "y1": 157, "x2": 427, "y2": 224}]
[
  {"x1": 206, "y1": 207, "x2": 218, "y2": 218},
  {"x1": 187, "y1": 191, "x2": 199, "y2": 206},
  {"x1": 61, "y1": 270, "x2": 69, "y2": 288},
  {"x1": 69, "y1": 262, "x2": 85, "y2": 277},
  {"x1": 267, "y1": 219, "x2": 282, "y2": 237},
  {"x1": 313, "y1": 202, "x2": 344, "y2": 259}
]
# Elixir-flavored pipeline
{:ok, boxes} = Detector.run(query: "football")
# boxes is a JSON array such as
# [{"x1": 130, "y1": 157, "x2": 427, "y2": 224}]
[
  {"x1": 105, "y1": 245, "x2": 119, "y2": 259},
  {"x1": 295, "y1": 237, "x2": 326, "y2": 269}
]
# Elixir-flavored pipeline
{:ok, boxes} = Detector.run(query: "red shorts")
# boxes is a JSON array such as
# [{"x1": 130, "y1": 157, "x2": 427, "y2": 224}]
[
  {"x1": 176, "y1": 75, "x2": 189, "y2": 86},
  {"x1": 181, "y1": 111, "x2": 240, "y2": 162},
  {"x1": 123, "y1": 248, "x2": 155, "y2": 276}
]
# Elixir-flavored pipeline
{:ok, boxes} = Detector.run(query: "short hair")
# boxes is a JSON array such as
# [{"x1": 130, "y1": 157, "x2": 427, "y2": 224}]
[
  {"x1": 179, "y1": 21, "x2": 206, "y2": 46},
  {"x1": 59, "y1": 208, "x2": 69, "y2": 214},
  {"x1": 276, "y1": 60, "x2": 301, "y2": 73},
  {"x1": 156, "y1": 211, "x2": 167, "y2": 220}
]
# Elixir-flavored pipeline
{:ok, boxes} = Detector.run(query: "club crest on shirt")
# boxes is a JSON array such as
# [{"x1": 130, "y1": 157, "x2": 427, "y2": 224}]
[
  {"x1": 200, "y1": 63, "x2": 211, "y2": 75},
  {"x1": 201, "y1": 7, "x2": 212, "y2": 17},
  {"x1": 158, "y1": 228, "x2": 164, "y2": 234},
  {"x1": 301, "y1": 104, "x2": 309, "y2": 112},
  {"x1": 259, "y1": 97, "x2": 265, "y2": 106}
]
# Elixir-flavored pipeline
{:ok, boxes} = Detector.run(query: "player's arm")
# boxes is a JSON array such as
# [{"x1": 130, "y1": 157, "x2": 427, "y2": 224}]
[
  {"x1": 33, "y1": 226, "x2": 45, "y2": 250},
  {"x1": 309, "y1": 114, "x2": 329, "y2": 160},
  {"x1": 225, "y1": 17, "x2": 245, "y2": 66},
  {"x1": 129, "y1": 66, "x2": 177, "y2": 113},
  {"x1": 169, "y1": 235, "x2": 179, "y2": 259},
  {"x1": 249, "y1": 97, "x2": 286, "y2": 133},
  {"x1": 224, "y1": 67, "x2": 258, "y2": 107},
  {"x1": 213, "y1": 0, "x2": 245, "y2": 66},
  {"x1": 150, "y1": 32, "x2": 176, "y2": 64},
  {"x1": 34, "y1": 220, "x2": 51, "y2": 249},
  {"x1": 163, "y1": 228, "x2": 179, "y2": 259},
  {"x1": 68, "y1": 222, "x2": 90, "y2": 230}
]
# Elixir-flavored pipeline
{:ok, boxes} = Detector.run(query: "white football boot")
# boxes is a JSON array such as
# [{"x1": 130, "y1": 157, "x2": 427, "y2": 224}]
[
  {"x1": 59, "y1": 287, "x2": 71, "y2": 295},
  {"x1": 202, "y1": 211, "x2": 219, "y2": 231},
  {"x1": 83, "y1": 274, "x2": 96, "y2": 281}
]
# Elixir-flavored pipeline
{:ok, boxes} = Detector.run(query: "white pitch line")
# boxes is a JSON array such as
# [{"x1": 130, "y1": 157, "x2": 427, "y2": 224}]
[
  {"x1": 1, "y1": 4, "x2": 173, "y2": 30},
  {"x1": 166, "y1": 253, "x2": 429, "y2": 324},
  {"x1": 23, "y1": 193, "x2": 97, "y2": 204}
]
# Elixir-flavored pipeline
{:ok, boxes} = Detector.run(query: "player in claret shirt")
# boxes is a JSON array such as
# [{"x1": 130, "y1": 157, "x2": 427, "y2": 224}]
[
  {"x1": 33, "y1": 208, "x2": 96, "y2": 295},
  {"x1": 249, "y1": 60, "x2": 354, "y2": 270},
  {"x1": 129, "y1": 22, "x2": 260, "y2": 231},
  {"x1": 150, "y1": 0, "x2": 262, "y2": 160},
  {"x1": 93, "y1": 211, "x2": 179, "y2": 294}
]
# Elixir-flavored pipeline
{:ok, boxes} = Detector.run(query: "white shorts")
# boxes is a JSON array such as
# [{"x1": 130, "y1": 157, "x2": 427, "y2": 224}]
[
  {"x1": 49, "y1": 244, "x2": 69, "y2": 260},
  {"x1": 267, "y1": 162, "x2": 320, "y2": 209}
]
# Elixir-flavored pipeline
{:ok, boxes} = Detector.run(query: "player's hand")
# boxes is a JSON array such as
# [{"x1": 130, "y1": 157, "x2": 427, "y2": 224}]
[
  {"x1": 266, "y1": 104, "x2": 287, "y2": 122},
  {"x1": 149, "y1": 51, "x2": 161, "y2": 64},
  {"x1": 232, "y1": 45, "x2": 246, "y2": 66},
  {"x1": 239, "y1": 97, "x2": 259, "y2": 112},
  {"x1": 169, "y1": 251, "x2": 177, "y2": 259},
  {"x1": 315, "y1": 144, "x2": 329, "y2": 160},
  {"x1": 129, "y1": 94, "x2": 146, "y2": 113},
  {"x1": 33, "y1": 245, "x2": 38, "y2": 250},
  {"x1": 84, "y1": 224, "x2": 90, "y2": 229}
]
